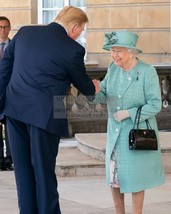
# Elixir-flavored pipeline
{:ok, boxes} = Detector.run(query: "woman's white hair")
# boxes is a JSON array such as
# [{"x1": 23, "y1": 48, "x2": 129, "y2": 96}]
[{"x1": 128, "y1": 48, "x2": 138, "y2": 55}]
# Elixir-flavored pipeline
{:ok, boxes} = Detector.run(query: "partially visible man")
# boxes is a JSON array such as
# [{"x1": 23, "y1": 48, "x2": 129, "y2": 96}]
[
  {"x1": 0, "y1": 6, "x2": 100, "y2": 214},
  {"x1": 0, "y1": 16, "x2": 13, "y2": 171}
]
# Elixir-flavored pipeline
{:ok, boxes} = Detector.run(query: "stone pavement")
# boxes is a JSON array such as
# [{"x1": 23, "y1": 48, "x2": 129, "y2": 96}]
[{"x1": 0, "y1": 170, "x2": 171, "y2": 214}]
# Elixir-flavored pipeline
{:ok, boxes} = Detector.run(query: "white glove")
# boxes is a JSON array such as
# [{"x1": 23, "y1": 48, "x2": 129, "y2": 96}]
[{"x1": 113, "y1": 110, "x2": 130, "y2": 122}]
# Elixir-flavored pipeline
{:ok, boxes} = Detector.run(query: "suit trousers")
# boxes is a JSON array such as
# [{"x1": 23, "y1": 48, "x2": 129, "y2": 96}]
[{"x1": 6, "y1": 117, "x2": 61, "y2": 214}]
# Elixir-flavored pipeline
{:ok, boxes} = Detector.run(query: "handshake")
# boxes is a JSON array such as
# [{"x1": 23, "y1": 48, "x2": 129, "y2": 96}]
[{"x1": 92, "y1": 79, "x2": 100, "y2": 94}]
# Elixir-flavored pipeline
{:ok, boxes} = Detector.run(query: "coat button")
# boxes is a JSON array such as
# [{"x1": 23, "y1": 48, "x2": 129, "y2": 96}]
[
  {"x1": 116, "y1": 128, "x2": 119, "y2": 132},
  {"x1": 117, "y1": 106, "x2": 120, "y2": 110},
  {"x1": 128, "y1": 77, "x2": 132, "y2": 81},
  {"x1": 118, "y1": 94, "x2": 122, "y2": 98}
]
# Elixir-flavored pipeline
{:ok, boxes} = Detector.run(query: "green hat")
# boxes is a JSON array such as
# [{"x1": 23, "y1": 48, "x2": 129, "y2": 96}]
[{"x1": 103, "y1": 30, "x2": 142, "y2": 53}]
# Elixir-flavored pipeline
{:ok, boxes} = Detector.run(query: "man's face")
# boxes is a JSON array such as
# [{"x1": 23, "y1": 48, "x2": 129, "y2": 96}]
[{"x1": 0, "y1": 20, "x2": 11, "y2": 41}]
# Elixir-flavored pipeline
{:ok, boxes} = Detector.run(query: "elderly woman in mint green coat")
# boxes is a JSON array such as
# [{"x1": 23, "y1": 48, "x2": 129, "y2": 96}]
[{"x1": 92, "y1": 31, "x2": 165, "y2": 214}]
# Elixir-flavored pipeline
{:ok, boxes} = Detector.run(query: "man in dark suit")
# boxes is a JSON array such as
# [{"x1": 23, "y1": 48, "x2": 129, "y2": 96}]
[
  {"x1": 0, "y1": 6, "x2": 100, "y2": 214},
  {"x1": 0, "y1": 16, "x2": 13, "y2": 171}
]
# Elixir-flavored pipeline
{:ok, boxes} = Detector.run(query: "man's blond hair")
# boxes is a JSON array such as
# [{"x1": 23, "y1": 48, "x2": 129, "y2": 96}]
[{"x1": 54, "y1": 6, "x2": 89, "y2": 29}]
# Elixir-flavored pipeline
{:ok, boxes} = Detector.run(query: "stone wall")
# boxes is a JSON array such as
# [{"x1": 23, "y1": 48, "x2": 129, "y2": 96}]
[
  {"x1": 0, "y1": 1, "x2": 170, "y2": 136},
  {"x1": 0, "y1": 0, "x2": 37, "y2": 38},
  {"x1": 86, "y1": 0, "x2": 171, "y2": 67},
  {"x1": 0, "y1": 1, "x2": 170, "y2": 68},
  {"x1": 68, "y1": 66, "x2": 171, "y2": 136}
]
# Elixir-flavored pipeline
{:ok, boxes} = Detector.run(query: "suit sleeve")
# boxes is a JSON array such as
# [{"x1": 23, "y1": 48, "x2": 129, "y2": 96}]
[
  {"x1": 67, "y1": 46, "x2": 95, "y2": 101},
  {"x1": 0, "y1": 37, "x2": 15, "y2": 97}
]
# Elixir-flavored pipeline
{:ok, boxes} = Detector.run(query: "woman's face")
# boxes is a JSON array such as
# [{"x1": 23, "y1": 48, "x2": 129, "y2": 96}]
[{"x1": 110, "y1": 47, "x2": 133, "y2": 69}]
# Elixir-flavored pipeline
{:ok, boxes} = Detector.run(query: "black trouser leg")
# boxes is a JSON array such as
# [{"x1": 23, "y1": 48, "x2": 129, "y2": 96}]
[
  {"x1": 0, "y1": 124, "x2": 5, "y2": 170},
  {"x1": 4, "y1": 125, "x2": 13, "y2": 166}
]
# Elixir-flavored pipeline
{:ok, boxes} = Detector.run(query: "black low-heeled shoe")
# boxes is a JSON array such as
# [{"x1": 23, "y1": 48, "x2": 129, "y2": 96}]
[{"x1": 0, "y1": 162, "x2": 6, "y2": 171}]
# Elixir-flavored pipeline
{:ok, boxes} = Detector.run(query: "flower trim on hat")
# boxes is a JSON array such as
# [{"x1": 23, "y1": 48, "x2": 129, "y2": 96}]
[{"x1": 104, "y1": 32, "x2": 118, "y2": 46}]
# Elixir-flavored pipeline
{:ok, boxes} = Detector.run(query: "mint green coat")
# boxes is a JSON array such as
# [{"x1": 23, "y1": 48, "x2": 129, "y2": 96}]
[{"x1": 92, "y1": 60, "x2": 165, "y2": 193}]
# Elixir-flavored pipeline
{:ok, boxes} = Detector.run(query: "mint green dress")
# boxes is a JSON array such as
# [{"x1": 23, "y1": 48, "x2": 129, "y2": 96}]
[{"x1": 92, "y1": 59, "x2": 165, "y2": 193}]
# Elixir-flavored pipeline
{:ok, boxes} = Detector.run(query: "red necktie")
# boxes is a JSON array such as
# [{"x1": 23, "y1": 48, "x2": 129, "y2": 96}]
[{"x1": 0, "y1": 43, "x2": 5, "y2": 59}]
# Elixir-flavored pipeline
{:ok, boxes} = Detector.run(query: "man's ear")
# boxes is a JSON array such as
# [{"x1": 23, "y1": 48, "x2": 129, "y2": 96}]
[
  {"x1": 67, "y1": 23, "x2": 79, "y2": 40},
  {"x1": 71, "y1": 23, "x2": 79, "y2": 34}
]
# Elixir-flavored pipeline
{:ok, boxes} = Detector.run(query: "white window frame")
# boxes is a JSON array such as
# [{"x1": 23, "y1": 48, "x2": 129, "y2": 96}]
[
  {"x1": 38, "y1": 0, "x2": 86, "y2": 24},
  {"x1": 37, "y1": 0, "x2": 87, "y2": 57}
]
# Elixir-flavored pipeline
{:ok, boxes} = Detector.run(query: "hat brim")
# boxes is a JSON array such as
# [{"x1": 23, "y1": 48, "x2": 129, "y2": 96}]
[{"x1": 103, "y1": 44, "x2": 142, "y2": 53}]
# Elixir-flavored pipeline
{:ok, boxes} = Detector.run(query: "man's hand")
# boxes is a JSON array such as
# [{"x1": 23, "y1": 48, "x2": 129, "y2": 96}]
[{"x1": 92, "y1": 79, "x2": 100, "y2": 94}]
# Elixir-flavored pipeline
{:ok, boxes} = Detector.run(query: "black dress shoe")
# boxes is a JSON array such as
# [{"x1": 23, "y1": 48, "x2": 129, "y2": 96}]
[
  {"x1": 0, "y1": 162, "x2": 6, "y2": 171},
  {"x1": 5, "y1": 163, "x2": 14, "y2": 171}
]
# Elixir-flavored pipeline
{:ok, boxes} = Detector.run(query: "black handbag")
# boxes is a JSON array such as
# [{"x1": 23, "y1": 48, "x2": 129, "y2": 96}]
[{"x1": 129, "y1": 106, "x2": 158, "y2": 150}]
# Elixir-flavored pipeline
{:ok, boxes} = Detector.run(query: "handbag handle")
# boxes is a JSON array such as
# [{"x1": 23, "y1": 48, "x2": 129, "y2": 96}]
[{"x1": 133, "y1": 106, "x2": 153, "y2": 131}]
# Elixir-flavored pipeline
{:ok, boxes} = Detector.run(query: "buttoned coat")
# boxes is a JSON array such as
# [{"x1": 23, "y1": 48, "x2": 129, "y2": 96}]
[{"x1": 93, "y1": 60, "x2": 165, "y2": 193}]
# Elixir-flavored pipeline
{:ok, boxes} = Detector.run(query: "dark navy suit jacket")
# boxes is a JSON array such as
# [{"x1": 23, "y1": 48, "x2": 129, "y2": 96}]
[{"x1": 0, "y1": 23, "x2": 95, "y2": 136}]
